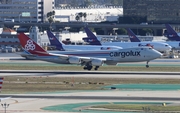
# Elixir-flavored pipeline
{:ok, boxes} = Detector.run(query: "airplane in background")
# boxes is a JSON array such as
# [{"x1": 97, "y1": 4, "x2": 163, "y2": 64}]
[
  {"x1": 0, "y1": 77, "x2": 11, "y2": 101},
  {"x1": 163, "y1": 24, "x2": 180, "y2": 50},
  {"x1": 18, "y1": 33, "x2": 162, "y2": 70},
  {"x1": 83, "y1": 27, "x2": 172, "y2": 52},
  {"x1": 164, "y1": 24, "x2": 180, "y2": 41},
  {"x1": 126, "y1": 28, "x2": 172, "y2": 52},
  {"x1": 46, "y1": 31, "x2": 123, "y2": 51}
]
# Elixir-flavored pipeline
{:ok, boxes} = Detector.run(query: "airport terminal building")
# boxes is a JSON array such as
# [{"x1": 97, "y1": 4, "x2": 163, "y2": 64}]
[
  {"x1": 123, "y1": 0, "x2": 180, "y2": 24},
  {"x1": 0, "y1": 0, "x2": 54, "y2": 23},
  {"x1": 54, "y1": 6, "x2": 123, "y2": 22}
]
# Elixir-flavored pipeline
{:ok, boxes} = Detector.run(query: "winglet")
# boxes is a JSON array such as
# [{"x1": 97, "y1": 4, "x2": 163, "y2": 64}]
[
  {"x1": 18, "y1": 33, "x2": 49, "y2": 56},
  {"x1": 47, "y1": 31, "x2": 65, "y2": 51},
  {"x1": 83, "y1": 26, "x2": 102, "y2": 45},
  {"x1": 165, "y1": 24, "x2": 180, "y2": 41},
  {"x1": 126, "y1": 28, "x2": 141, "y2": 42}
]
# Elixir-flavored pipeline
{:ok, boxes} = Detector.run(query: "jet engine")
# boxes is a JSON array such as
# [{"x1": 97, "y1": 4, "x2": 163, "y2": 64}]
[
  {"x1": 68, "y1": 57, "x2": 81, "y2": 64},
  {"x1": 91, "y1": 59, "x2": 103, "y2": 66}
]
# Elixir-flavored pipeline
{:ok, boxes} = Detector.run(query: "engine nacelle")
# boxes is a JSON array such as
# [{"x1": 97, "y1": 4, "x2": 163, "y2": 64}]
[
  {"x1": 68, "y1": 57, "x2": 81, "y2": 64},
  {"x1": 91, "y1": 59, "x2": 103, "y2": 66}
]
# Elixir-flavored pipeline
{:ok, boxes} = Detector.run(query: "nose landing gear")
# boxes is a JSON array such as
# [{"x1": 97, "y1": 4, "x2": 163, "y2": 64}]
[{"x1": 146, "y1": 61, "x2": 149, "y2": 68}]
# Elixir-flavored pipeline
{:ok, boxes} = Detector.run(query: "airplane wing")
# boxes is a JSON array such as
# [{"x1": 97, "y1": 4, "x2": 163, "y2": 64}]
[
  {"x1": 48, "y1": 52, "x2": 107, "y2": 61},
  {"x1": 35, "y1": 51, "x2": 107, "y2": 64}
]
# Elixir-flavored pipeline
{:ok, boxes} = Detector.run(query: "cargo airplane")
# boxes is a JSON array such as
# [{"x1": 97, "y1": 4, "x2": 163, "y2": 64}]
[
  {"x1": 46, "y1": 31, "x2": 122, "y2": 51},
  {"x1": 83, "y1": 27, "x2": 172, "y2": 52},
  {"x1": 163, "y1": 24, "x2": 180, "y2": 50},
  {"x1": 18, "y1": 33, "x2": 162, "y2": 70},
  {"x1": 126, "y1": 28, "x2": 172, "y2": 52},
  {"x1": 165, "y1": 24, "x2": 180, "y2": 41}
]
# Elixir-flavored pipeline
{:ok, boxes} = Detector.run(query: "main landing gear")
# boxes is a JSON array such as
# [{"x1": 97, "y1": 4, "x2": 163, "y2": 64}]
[
  {"x1": 83, "y1": 65, "x2": 92, "y2": 71},
  {"x1": 94, "y1": 66, "x2": 99, "y2": 70},
  {"x1": 83, "y1": 64, "x2": 99, "y2": 71},
  {"x1": 146, "y1": 61, "x2": 149, "y2": 68}
]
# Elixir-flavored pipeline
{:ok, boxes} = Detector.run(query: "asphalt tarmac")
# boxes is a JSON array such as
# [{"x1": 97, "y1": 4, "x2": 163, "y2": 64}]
[{"x1": 1, "y1": 53, "x2": 180, "y2": 113}]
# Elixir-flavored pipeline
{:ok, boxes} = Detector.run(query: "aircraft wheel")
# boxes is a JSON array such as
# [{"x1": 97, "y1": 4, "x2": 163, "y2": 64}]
[
  {"x1": 87, "y1": 66, "x2": 92, "y2": 71},
  {"x1": 94, "y1": 66, "x2": 99, "y2": 70},
  {"x1": 146, "y1": 65, "x2": 149, "y2": 68},
  {"x1": 83, "y1": 66, "x2": 87, "y2": 70}
]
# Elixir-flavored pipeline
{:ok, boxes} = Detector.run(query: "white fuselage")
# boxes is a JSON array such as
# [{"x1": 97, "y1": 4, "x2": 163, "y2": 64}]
[
  {"x1": 165, "y1": 41, "x2": 180, "y2": 50},
  {"x1": 26, "y1": 47, "x2": 162, "y2": 65},
  {"x1": 100, "y1": 41, "x2": 172, "y2": 52},
  {"x1": 62, "y1": 45, "x2": 122, "y2": 51}
]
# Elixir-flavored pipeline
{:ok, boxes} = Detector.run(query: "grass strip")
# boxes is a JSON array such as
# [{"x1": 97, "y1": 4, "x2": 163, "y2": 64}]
[{"x1": 91, "y1": 104, "x2": 180, "y2": 112}]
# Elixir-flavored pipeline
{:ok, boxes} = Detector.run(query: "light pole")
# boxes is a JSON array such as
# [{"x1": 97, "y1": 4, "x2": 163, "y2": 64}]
[{"x1": 1, "y1": 103, "x2": 9, "y2": 113}]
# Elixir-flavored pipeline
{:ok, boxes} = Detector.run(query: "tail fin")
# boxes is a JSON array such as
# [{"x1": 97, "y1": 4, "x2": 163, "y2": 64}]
[
  {"x1": 18, "y1": 33, "x2": 49, "y2": 56},
  {"x1": 0, "y1": 77, "x2": 4, "y2": 92},
  {"x1": 47, "y1": 31, "x2": 65, "y2": 51},
  {"x1": 165, "y1": 24, "x2": 180, "y2": 41},
  {"x1": 83, "y1": 26, "x2": 102, "y2": 45},
  {"x1": 126, "y1": 28, "x2": 141, "y2": 42}
]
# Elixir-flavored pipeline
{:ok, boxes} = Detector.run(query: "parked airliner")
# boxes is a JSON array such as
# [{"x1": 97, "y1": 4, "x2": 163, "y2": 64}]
[
  {"x1": 165, "y1": 24, "x2": 180, "y2": 41},
  {"x1": 163, "y1": 24, "x2": 180, "y2": 50},
  {"x1": 18, "y1": 33, "x2": 162, "y2": 70},
  {"x1": 46, "y1": 31, "x2": 122, "y2": 51},
  {"x1": 126, "y1": 28, "x2": 172, "y2": 52},
  {"x1": 83, "y1": 27, "x2": 172, "y2": 52}
]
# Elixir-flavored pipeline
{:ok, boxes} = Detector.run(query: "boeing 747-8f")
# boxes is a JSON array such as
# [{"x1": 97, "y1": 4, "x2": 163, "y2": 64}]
[{"x1": 18, "y1": 33, "x2": 162, "y2": 70}]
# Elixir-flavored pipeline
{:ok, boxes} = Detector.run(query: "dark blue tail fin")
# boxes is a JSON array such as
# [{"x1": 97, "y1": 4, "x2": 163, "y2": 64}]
[
  {"x1": 47, "y1": 31, "x2": 65, "y2": 51},
  {"x1": 165, "y1": 24, "x2": 180, "y2": 41},
  {"x1": 83, "y1": 27, "x2": 102, "y2": 45},
  {"x1": 126, "y1": 28, "x2": 141, "y2": 42}
]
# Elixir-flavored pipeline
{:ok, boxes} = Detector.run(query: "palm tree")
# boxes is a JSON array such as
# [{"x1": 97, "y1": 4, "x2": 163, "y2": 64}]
[
  {"x1": 83, "y1": 13, "x2": 87, "y2": 21},
  {"x1": 78, "y1": 12, "x2": 83, "y2": 21},
  {"x1": 75, "y1": 15, "x2": 80, "y2": 21}
]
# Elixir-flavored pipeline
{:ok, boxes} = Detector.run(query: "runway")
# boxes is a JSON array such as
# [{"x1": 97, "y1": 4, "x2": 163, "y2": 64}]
[
  {"x1": 1, "y1": 70, "x2": 180, "y2": 79},
  {"x1": 1, "y1": 54, "x2": 180, "y2": 113}
]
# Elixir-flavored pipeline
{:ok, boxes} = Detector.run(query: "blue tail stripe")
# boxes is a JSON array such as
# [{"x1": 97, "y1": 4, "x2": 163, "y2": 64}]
[
  {"x1": 83, "y1": 27, "x2": 102, "y2": 45},
  {"x1": 165, "y1": 24, "x2": 180, "y2": 41},
  {"x1": 127, "y1": 28, "x2": 141, "y2": 42},
  {"x1": 47, "y1": 31, "x2": 65, "y2": 51}
]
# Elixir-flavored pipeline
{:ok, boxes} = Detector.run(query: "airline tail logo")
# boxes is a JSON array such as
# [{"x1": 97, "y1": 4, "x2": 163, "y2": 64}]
[
  {"x1": 49, "y1": 37, "x2": 55, "y2": 40},
  {"x1": 129, "y1": 36, "x2": 135, "y2": 38},
  {"x1": 25, "y1": 39, "x2": 35, "y2": 50},
  {"x1": 168, "y1": 34, "x2": 176, "y2": 37}
]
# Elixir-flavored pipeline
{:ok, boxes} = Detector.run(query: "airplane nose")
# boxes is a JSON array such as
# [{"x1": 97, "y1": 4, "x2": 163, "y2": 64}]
[
  {"x1": 168, "y1": 46, "x2": 172, "y2": 50},
  {"x1": 155, "y1": 51, "x2": 163, "y2": 58}
]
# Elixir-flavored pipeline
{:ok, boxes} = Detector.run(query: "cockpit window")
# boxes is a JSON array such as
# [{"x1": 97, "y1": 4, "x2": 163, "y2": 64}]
[{"x1": 165, "y1": 45, "x2": 168, "y2": 46}]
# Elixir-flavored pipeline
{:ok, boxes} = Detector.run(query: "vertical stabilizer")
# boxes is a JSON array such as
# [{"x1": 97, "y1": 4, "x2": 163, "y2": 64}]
[
  {"x1": 47, "y1": 31, "x2": 65, "y2": 51},
  {"x1": 18, "y1": 33, "x2": 49, "y2": 56},
  {"x1": 126, "y1": 28, "x2": 141, "y2": 42},
  {"x1": 83, "y1": 27, "x2": 102, "y2": 45}
]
